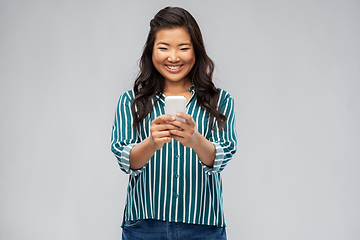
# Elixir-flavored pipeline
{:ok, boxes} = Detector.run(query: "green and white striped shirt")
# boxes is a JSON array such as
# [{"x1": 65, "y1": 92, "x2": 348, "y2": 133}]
[{"x1": 111, "y1": 86, "x2": 237, "y2": 227}]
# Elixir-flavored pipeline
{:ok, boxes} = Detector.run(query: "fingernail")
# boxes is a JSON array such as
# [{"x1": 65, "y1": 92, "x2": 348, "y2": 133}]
[{"x1": 171, "y1": 116, "x2": 175, "y2": 120}]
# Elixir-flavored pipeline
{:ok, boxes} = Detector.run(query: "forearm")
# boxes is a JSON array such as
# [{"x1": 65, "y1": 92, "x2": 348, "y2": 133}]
[
  {"x1": 129, "y1": 137, "x2": 156, "y2": 170},
  {"x1": 192, "y1": 132, "x2": 216, "y2": 168}
]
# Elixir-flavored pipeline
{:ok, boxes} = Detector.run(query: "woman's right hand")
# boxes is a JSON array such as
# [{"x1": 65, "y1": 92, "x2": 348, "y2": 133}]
[{"x1": 150, "y1": 115, "x2": 177, "y2": 150}]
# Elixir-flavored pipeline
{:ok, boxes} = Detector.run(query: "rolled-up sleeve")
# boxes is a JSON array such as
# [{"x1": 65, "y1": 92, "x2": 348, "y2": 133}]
[
  {"x1": 202, "y1": 91, "x2": 237, "y2": 174},
  {"x1": 111, "y1": 91, "x2": 144, "y2": 176}
]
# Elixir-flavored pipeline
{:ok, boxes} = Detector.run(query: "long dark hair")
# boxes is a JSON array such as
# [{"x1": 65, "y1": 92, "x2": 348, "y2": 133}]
[{"x1": 131, "y1": 6, "x2": 226, "y2": 131}]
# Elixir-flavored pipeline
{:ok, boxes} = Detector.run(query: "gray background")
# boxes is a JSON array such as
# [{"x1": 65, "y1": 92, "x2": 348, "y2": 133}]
[{"x1": 1, "y1": 0, "x2": 359, "y2": 239}]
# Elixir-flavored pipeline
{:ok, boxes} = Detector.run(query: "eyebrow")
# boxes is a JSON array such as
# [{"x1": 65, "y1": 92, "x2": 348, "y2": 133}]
[{"x1": 156, "y1": 42, "x2": 192, "y2": 47}]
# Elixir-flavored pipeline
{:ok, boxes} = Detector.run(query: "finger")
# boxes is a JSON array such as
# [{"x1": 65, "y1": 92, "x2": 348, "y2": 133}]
[
  {"x1": 152, "y1": 115, "x2": 176, "y2": 124},
  {"x1": 152, "y1": 130, "x2": 172, "y2": 138},
  {"x1": 153, "y1": 136, "x2": 172, "y2": 145},
  {"x1": 167, "y1": 120, "x2": 190, "y2": 131},
  {"x1": 175, "y1": 113, "x2": 195, "y2": 125},
  {"x1": 153, "y1": 123, "x2": 179, "y2": 131},
  {"x1": 169, "y1": 129, "x2": 188, "y2": 138},
  {"x1": 170, "y1": 134, "x2": 183, "y2": 143}
]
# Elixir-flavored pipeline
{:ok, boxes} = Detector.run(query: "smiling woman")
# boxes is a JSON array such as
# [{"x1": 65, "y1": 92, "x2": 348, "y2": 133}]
[
  {"x1": 131, "y1": 7, "x2": 227, "y2": 131},
  {"x1": 111, "y1": 6, "x2": 237, "y2": 240}
]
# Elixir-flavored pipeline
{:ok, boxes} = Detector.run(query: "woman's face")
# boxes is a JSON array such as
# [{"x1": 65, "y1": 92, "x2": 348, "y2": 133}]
[{"x1": 152, "y1": 27, "x2": 196, "y2": 86}]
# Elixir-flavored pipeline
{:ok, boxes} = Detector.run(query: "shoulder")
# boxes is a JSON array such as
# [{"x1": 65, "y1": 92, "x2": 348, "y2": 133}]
[
  {"x1": 118, "y1": 89, "x2": 135, "y2": 104},
  {"x1": 217, "y1": 88, "x2": 234, "y2": 104},
  {"x1": 216, "y1": 88, "x2": 235, "y2": 115}
]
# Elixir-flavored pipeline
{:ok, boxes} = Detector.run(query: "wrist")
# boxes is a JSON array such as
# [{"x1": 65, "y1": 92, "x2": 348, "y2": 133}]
[
  {"x1": 147, "y1": 136, "x2": 158, "y2": 151},
  {"x1": 192, "y1": 133, "x2": 216, "y2": 168},
  {"x1": 192, "y1": 132, "x2": 204, "y2": 151}
]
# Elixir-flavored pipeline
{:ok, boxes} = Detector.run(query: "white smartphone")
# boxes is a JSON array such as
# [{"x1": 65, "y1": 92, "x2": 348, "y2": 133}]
[{"x1": 165, "y1": 96, "x2": 186, "y2": 123}]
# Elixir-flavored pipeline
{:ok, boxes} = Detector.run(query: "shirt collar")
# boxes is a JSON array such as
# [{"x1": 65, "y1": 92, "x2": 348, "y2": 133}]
[
  {"x1": 154, "y1": 91, "x2": 166, "y2": 105},
  {"x1": 154, "y1": 86, "x2": 196, "y2": 105}
]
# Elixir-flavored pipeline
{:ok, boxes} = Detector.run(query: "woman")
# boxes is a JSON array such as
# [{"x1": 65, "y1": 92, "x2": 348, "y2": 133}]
[{"x1": 111, "y1": 6, "x2": 237, "y2": 239}]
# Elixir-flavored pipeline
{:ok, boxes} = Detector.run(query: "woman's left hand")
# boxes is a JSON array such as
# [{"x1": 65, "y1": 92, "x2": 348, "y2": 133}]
[{"x1": 168, "y1": 112, "x2": 200, "y2": 149}]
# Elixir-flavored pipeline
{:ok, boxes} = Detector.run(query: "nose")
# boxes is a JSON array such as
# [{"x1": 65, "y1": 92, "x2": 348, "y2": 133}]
[{"x1": 167, "y1": 50, "x2": 179, "y2": 62}]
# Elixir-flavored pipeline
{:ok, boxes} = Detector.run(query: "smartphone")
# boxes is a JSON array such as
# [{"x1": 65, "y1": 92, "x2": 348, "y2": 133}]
[{"x1": 165, "y1": 96, "x2": 186, "y2": 123}]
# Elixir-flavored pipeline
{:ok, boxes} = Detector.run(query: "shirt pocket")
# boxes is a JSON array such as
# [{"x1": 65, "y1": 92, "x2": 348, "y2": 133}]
[{"x1": 123, "y1": 219, "x2": 142, "y2": 229}]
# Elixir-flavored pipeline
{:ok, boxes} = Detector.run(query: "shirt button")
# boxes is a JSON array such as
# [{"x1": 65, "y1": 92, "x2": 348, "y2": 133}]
[
  {"x1": 175, "y1": 155, "x2": 179, "y2": 159},
  {"x1": 174, "y1": 193, "x2": 179, "y2": 198},
  {"x1": 175, "y1": 174, "x2": 179, "y2": 178}
]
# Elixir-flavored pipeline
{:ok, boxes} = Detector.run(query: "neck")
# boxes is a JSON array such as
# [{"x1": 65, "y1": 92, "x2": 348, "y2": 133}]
[{"x1": 163, "y1": 79, "x2": 192, "y2": 96}]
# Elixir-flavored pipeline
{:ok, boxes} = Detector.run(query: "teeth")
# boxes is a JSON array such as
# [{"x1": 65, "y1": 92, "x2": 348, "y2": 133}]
[{"x1": 167, "y1": 65, "x2": 181, "y2": 70}]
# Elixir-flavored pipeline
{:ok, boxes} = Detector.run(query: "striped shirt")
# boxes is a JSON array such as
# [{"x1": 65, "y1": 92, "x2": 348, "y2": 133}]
[{"x1": 111, "y1": 86, "x2": 237, "y2": 227}]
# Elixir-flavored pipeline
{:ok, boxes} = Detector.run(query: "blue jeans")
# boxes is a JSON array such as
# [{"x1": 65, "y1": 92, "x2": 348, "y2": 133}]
[{"x1": 122, "y1": 219, "x2": 227, "y2": 240}]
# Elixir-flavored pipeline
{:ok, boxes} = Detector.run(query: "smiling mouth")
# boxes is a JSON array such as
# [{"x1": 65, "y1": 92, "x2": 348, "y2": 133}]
[
  {"x1": 166, "y1": 65, "x2": 183, "y2": 70},
  {"x1": 165, "y1": 65, "x2": 184, "y2": 73}
]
